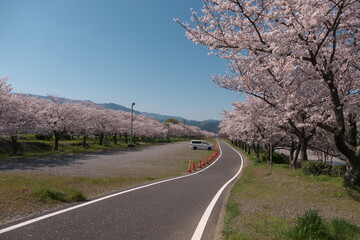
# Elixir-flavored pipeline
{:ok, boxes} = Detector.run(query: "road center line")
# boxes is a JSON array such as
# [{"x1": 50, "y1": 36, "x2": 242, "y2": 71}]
[{"x1": 191, "y1": 141, "x2": 244, "y2": 240}]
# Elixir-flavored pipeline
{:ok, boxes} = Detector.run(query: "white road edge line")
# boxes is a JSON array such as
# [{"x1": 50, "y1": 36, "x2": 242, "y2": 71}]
[
  {"x1": 191, "y1": 141, "x2": 244, "y2": 240},
  {"x1": 0, "y1": 141, "x2": 223, "y2": 235}
]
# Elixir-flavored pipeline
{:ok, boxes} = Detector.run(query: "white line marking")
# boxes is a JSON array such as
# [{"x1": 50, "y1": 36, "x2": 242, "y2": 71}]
[
  {"x1": 0, "y1": 142, "x2": 222, "y2": 234},
  {"x1": 191, "y1": 141, "x2": 244, "y2": 240}
]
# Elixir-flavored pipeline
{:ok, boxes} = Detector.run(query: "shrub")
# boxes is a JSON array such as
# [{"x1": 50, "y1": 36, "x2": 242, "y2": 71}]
[
  {"x1": 33, "y1": 188, "x2": 67, "y2": 202},
  {"x1": 272, "y1": 152, "x2": 288, "y2": 164},
  {"x1": 302, "y1": 161, "x2": 346, "y2": 177},
  {"x1": 60, "y1": 134, "x2": 73, "y2": 140},
  {"x1": 33, "y1": 188, "x2": 86, "y2": 203},
  {"x1": 327, "y1": 218, "x2": 360, "y2": 239},
  {"x1": 67, "y1": 189, "x2": 86, "y2": 202},
  {"x1": 285, "y1": 210, "x2": 329, "y2": 240},
  {"x1": 303, "y1": 161, "x2": 331, "y2": 176},
  {"x1": 35, "y1": 134, "x2": 53, "y2": 141},
  {"x1": 329, "y1": 164, "x2": 346, "y2": 177},
  {"x1": 257, "y1": 152, "x2": 288, "y2": 164},
  {"x1": 258, "y1": 152, "x2": 267, "y2": 163},
  {"x1": 284, "y1": 210, "x2": 360, "y2": 240}
]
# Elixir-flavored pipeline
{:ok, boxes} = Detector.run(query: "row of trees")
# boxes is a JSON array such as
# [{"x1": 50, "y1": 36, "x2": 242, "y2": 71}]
[
  {"x1": 0, "y1": 77, "x2": 215, "y2": 154},
  {"x1": 220, "y1": 96, "x2": 342, "y2": 166},
  {"x1": 177, "y1": 0, "x2": 359, "y2": 186}
]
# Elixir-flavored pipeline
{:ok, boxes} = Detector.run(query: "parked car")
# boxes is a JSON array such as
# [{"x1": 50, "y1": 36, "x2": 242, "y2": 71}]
[{"x1": 190, "y1": 140, "x2": 213, "y2": 150}]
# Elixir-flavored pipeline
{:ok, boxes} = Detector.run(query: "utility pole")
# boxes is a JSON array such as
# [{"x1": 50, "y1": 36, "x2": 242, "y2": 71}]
[{"x1": 129, "y1": 102, "x2": 135, "y2": 147}]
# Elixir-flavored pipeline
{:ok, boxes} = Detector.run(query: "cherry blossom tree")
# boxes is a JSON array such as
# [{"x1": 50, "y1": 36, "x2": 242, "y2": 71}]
[
  {"x1": 70, "y1": 102, "x2": 98, "y2": 147},
  {"x1": 35, "y1": 96, "x2": 79, "y2": 151},
  {"x1": 91, "y1": 108, "x2": 115, "y2": 146},
  {"x1": 178, "y1": 0, "x2": 360, "y2": 186},
  {"x1": 221, "y1": 97, "x2": 288, "y2": 160},
  {"x1": 0, "y1": 77, "x2": 12, "y2": 124},
  {"x1": 1, "y1": 94, "x2": 37, "y2": 154}
]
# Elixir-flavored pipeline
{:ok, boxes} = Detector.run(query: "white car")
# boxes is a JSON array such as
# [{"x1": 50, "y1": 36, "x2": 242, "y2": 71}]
[{"x1": 190, "y1": 140, "x2": 213, "y2": 150}]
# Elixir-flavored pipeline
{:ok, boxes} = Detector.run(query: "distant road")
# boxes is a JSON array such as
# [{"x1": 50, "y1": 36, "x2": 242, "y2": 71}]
[{"x1": 0, "y1": 140, "x2": 243, "y2": 240}]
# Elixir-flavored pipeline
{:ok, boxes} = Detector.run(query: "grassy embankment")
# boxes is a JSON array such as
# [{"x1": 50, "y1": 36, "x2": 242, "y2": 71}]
[
  {"x1": 0, "y1": 136, "x2": 217, "y2": 224},
  {"x1": 222, "y1": 142, "x2": 360, "y2": 240}
]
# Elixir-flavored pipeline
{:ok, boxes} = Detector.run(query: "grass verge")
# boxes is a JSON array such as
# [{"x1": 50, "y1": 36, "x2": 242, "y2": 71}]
[
  {"x1": 0, "y1": 172, "x2": 154, "y2": 223},
  {"x1": 222, "y1": 143, "x2": 360, "y2": 240},
  {"x1": 0, "y1": 139, "x2": 217, "y2": 224}
]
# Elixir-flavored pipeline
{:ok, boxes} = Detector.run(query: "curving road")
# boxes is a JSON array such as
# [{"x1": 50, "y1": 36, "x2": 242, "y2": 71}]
[{"x1": 0, "y1": 140, "x2": 243, "y2": 240}]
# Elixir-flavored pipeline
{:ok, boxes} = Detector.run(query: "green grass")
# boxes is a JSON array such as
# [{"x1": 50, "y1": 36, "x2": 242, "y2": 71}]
[
  {"x1": 0, "y1": 138, "x2": 217, "y2": 222},
  {"x1": 222, "y1": 141, "x2": 360, "y2": 240},
  {"x1": 0, "y1": 172, "x2": 157, "y2": 221},
  {"x1": 32, "y1": 188, "x2": 86, "y2": 203},
  {"x1": 284, "y1": 210, "x2": 360, "y2": 240},
  {"x1": 222, "y1": 202, "x2": 241, "y2": 238},
  {"x1": 0, "y1": 135, "x2": 191, "y2": 162}
]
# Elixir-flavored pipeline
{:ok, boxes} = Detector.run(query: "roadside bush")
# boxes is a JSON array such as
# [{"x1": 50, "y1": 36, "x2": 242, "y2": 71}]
[
  {"x1": 285, "y1": 209, "x2": 328, "y2": 240},
  {"x1": 258, "y1": 152, "x2": 267, "y2": 163},
  {"x1": 327, "y1": 218, "x2": 360, "y2": 239},
  {"x1": 329, "y1": 165, "x2": 347, "y2": 177},
  {"x1": 60, "y1": 134, "x2": 73, "y2": 140},
  {"x1": 33, "y1": 188, "x2": 86, "y2": 203},
  {"x1": 303, "y1": 161, "x2": 346, "y2": 177},
  {"x1": 303, "y1": 161, "x2": 331, "y2": 176},
  {"x1": 35, "y1": 134, "x2": 53, "y2": 141},
  {"x1": 67, "y1": 189, "x2": 86, "y2": 202},
  {"x1": 258, "y1": 152, "x2": 288, "y2": 164},
  {"x1": 33, "y1": 188, "x2": 67, "y2": 202},
  {"x1": 273, "y1": 152, "x2": 288, "y2": 164},
  {"x1": 284, "y1": 209, "x2": 360, "y2": 240}
]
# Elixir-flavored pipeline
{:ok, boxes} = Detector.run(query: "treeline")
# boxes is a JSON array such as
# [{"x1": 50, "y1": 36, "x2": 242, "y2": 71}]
[
  {"x1": 178, "y1": 0, "x2": 359, "y2": 186},
  {"x1": 0, "y1": 78, "x2": 215, "y2": 154}
]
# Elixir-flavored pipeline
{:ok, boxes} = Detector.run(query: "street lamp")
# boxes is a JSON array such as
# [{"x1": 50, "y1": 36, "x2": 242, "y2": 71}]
[{"x1": 129, "y1": 102, "x2": 135, "y2": 147}]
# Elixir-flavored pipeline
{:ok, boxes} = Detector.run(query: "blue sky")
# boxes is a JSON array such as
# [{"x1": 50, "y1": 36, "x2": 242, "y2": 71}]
[{"x1": 0, "y1": 0, "x2": 241, "y2": 121}]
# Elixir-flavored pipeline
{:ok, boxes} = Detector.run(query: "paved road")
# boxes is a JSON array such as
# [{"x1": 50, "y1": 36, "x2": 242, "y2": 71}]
[{"x1": 0, "y1": 140, "x2": 243, "y2": 240}]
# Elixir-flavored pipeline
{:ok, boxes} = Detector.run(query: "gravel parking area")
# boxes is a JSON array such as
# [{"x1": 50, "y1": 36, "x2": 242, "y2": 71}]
[{"x1": 0, "y1": 141, "x2": 210, "y2": 178}]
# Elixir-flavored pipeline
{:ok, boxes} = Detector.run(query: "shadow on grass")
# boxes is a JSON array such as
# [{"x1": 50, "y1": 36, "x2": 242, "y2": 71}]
[
  {"x1": 347, "y1": 187, "x2": 360, "y2": 203},
  {"x1": 0, "y1": 144, "x2": 163, "y2": 171}
]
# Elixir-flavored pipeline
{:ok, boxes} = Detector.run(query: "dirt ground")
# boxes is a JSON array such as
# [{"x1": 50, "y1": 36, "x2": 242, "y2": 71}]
[
  {"x1": 0, "y1": 141, "x2": 211, "y2": 178},
  {"x1": 0, "y1": 141, "x2": 216, "y2": 224}
]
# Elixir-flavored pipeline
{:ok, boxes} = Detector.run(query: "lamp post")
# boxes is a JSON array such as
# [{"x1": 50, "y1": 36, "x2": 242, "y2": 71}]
[{"x1": 129, "y1": 102, "x2": 135, "y2": 147}]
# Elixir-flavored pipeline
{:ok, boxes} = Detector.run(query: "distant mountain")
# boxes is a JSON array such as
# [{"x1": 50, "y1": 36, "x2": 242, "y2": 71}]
[
  {"x1": 103, "y1": 107, "x2": 220, "y2": 133},
  {"x1": 98, "y1": 103, "x2": 141, "y2": 114},
  {"x1": 18, "y1": 94, "x2": 220, "y2": 133},
  {"x1": 140, "y1": 112, "x2": 185, "y2": 122},
  {"x1": 186, "y1": 119, "x2": 220, "y2": 133}
]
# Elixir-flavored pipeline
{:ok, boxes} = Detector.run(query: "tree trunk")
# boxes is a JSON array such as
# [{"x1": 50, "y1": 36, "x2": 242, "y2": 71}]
[
  {"x1": 82, "y1": 136, "x2": 88, "y2": 148},
  {"x1": 265, "y1": 143, "x2": 271, "y2": 162},
  {"x1": 289, "y1": 141, "x2": 296, "y2": 169},
  {"x1": 54, "y1": 133, "x2": 60, "y2": 151},
  {"x1": 333, "y1": 126, "x2": 360, "y2": 186},
  {"x1": 124, "y1": 134, "x2": 128, "y2": 144},
  {"x1": 99, "y1": 133, "x2": 104, "y2": 146},
  {"x1": 253, "y1": 143, "x2": 260, "y2": 158},
  {"x1": 113, "y1": 134, "x2": 117, "y2": 145},
  {"x1": 241, "y1": 142, "x2": 246, "y2": 151},
  {"x1": 300, "y1": 138, "x2": 308, "y2": 162},
  {"x1": 321, "y1": 74, "x2": 360, "y2": 186},
  {"x1": 10, "y1": 135, "x2": 18, "y2": 155},
  {"x1": 344, "y1": 157, "x2": 360, "y2": 186}
]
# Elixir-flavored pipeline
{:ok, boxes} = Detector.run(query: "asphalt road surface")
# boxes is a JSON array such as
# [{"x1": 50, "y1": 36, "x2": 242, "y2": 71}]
[{"x1": 0, "y1": 140, "x2": 243, "y2": 240}]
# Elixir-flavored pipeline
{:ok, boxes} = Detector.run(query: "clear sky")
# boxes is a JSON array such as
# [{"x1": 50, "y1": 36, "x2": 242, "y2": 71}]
[{"x1": 0, "y1": 0, "x2": 242, "y2": 121}]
